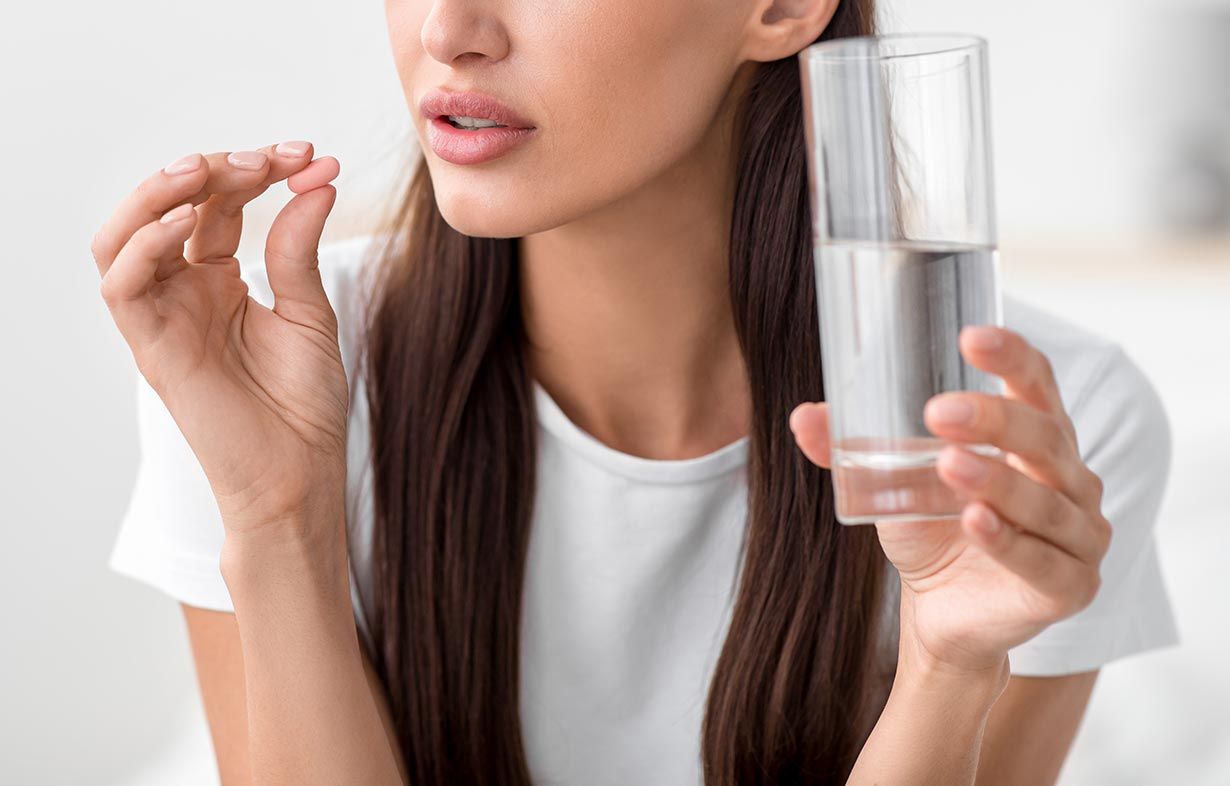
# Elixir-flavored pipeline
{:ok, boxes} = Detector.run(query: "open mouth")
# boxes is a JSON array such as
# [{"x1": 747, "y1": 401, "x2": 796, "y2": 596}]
[
  {"x1": 423, "y1": 95, "x2": 538, "y2": 165},
  {"x1": 443, "y1": 115, "x2": 510, "y2": 130}
]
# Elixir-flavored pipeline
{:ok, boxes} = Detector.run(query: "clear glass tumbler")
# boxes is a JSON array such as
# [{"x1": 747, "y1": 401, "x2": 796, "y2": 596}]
[{"x1": 797, "y1": 33, "x2": 1006, "y2": 525}]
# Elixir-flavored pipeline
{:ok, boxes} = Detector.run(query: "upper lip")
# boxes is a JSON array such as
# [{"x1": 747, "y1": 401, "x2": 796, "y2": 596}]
[{"x1": 420, "y1": 88, "x2": 537, "y2": 129}]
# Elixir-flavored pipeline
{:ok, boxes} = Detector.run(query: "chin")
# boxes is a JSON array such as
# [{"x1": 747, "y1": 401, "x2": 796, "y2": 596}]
[
  {"x1": 430, "y1": 175, "x2": 572, "y2": 239},
  {"x1": 435, "y1": 192, "x2": 523, "y2": 239}
]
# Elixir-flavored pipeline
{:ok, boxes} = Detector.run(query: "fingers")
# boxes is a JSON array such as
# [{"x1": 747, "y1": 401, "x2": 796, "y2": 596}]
[
  {"x1": 264, "y1": 184, "x2": 339, "y2": 336},
  {"x1": 924, "y1": 391, "x2": 1098, "y2": 509},
  {"x1": 789, "y1": 402, "x2": 831, "y2": 468},
  {"x1": 92, "y1": 139, "x2": 339, "y2": 346},
  {"x1": 958, "y1": 325, "x2": 1078, "y2": 447},
  {"x1": 936, "y1": 445, "x2": 1112, "y2": 564},
  {"x1": 288, "y1": 155, "x2": 341, "y2": 194},
  {"x1": 91, "y1": 153, "x2": 211, "y2": 276},
  {"x1": 186, "y1": 142, "x2": 320, "y2": 263},
  {"x1": 100, "y1": 202, "x2": 199, "y2": 341},
  {"x1": 91, "y1": 142, "x2": 323, "y2": 282},
  {"x1": 959, "y1": 500, "x2": 1102, "y2": 620}
]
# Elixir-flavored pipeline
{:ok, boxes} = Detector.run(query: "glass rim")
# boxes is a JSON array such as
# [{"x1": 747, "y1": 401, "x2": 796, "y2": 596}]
[{"x1": 798, "y1": 32, "x2": 987, "y2": 62}]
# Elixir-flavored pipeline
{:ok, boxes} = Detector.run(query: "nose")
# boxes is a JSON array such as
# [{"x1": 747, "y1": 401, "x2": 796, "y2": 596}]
[{"x1": 421, "y1": 0, "x2": 510, "y2": 65}]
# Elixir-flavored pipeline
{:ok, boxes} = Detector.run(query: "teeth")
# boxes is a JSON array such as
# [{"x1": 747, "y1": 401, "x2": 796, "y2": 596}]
[{"x1": 447, "y1": 115, "x2": 504, "y2": 129}]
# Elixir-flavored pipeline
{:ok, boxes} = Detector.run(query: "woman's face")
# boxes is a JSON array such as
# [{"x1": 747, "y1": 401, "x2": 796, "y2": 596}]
[{"x1": 385, "y1": 0, "x2": 764, "y2": 238}]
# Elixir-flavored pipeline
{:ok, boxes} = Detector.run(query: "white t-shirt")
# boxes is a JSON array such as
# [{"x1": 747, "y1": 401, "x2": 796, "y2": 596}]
[{"x1": 109, "y1": 235, "x2": 1180, "y2": 786}]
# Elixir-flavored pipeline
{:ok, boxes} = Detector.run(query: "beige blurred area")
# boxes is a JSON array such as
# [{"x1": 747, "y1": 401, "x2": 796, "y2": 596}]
[{"x1": 1, "y1": 0, "x2": 1227, "y2": 784}]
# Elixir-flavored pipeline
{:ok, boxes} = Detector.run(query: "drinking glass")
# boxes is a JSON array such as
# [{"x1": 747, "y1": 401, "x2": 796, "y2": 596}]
[{"x1": 797, "y1": 33, "x2": 1006, "y2": 525}]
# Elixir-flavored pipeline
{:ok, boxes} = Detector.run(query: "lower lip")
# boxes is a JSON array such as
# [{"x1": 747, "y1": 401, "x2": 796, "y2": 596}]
[{"x1": 426, "y1": 117, "x2": 537, "y2": 165}]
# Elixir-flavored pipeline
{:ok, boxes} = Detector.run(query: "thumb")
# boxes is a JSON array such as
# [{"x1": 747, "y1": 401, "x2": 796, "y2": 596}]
[
  {"x1": 264, "y1": 183, "x2": 338, "y2": 334},
  {"x1": 789, "y1": 401, "x2": 832, "y2": 468}
]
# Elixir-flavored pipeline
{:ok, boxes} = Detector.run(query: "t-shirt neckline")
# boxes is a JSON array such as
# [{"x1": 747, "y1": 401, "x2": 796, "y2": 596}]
[{"x1": 531, "y1": 378, "x2": 750, "y2": 484}]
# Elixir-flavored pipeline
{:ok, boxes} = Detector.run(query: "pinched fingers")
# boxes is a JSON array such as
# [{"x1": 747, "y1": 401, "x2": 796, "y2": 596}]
[
  {"x1": 186, "y1": 141, "x2": 319, "y2": 263},
  {"x1": 288, "y1": 155, "x2": 341, "y2": 194},
  {"x1": 90, "y1": 141, "x2": 315, "y2": 277}
]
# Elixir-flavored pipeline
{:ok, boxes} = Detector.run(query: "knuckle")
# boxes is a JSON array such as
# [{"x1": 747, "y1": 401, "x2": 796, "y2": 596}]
[
  {"x1": 218, "y1": 202, "x2": 245, "y2": 220},
  {"x1": 89, "y1": 230, "x2": 109, "y2": 262},
  {"x1": 265, "y1": 245, "x2": 297, "y2": 267},
  {"x1": 98, "y1": 274, "x2": 121, "y2": 305},
  {"x1": 979, "y1": 395, "x2": 1004, "y2": 437},
  {"x1": 205, "y1": 196, "x2": 245, "y2": 220},
  {"x1": 1083, "y1": 570, "x2": 1103, "y2": 609},
  {"x1": 1094, "y1": 514, "x2": 1113, "y2": 553},
  {"x1": 1026, "y1": 356, "x2": 1058, "y2": 402},
  {"x1": 1054, "y1": 572, "x2": 1099, "y2": 619},
  {"x1": 1057, "y1": 414, "x2": 1079, "y2": 451},
  {"x1": 1087, "y1": 468, "x2": 1105, "y2": 501},
  {"x1": 1035, "y1": 350, "x2": 1057, "y2": 384},
  {"x1": 1044, "y1": 490, "x2": 1068, "y2": 533},
  {"x1": 1029, "y1": 540, "x2": 1058, "y2": 581},
  {"x1": 1043, "y1": 417, "x2": 1069, "y2": 464},
  {"x1": 134, "y1": 177, "x2": 159, "y2": 203}
]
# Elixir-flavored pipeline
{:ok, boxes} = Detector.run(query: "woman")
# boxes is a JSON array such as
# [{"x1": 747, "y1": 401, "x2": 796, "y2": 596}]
[{"x1": 93, "y1": 0, "x2": 1179, "y2": 783}]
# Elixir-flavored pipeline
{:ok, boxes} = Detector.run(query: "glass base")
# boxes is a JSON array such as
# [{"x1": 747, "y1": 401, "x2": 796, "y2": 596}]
[{"x1": 831, "y1": 437, "x2": 1002, "y2": 526}]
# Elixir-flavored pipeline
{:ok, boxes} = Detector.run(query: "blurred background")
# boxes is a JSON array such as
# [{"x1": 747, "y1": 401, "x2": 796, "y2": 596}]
[{"x1": 1, "y1": 0, "x2": 1227, "y2": 783}]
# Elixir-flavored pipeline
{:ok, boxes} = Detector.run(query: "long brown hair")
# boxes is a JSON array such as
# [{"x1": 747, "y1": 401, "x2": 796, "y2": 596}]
[{"x1": 360, "y1": 2, "x2": 889, "y2": 783}]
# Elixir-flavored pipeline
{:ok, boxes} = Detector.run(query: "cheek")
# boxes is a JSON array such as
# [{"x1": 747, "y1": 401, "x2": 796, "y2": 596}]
[
  {"x1": 384, "y1": 3, "x2": 428, "y2": 96},
  {"x1": 519, "y1": 3, "x2": 741, "y2": 202}
]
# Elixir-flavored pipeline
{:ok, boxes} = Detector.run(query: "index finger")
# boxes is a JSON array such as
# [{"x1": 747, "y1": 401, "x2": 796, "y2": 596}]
[
  {"x1": 90, "y1": 153, "x2": 211, "y2": 276},
  {"x1": 958, "y1": 325, "x2": 1078, "y2": 448}
]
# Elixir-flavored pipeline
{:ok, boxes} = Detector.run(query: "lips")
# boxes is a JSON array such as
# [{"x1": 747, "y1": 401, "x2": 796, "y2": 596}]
[
  {"x1": 420, "y1": 88, "x2": 537, "y2": 129},
  {"x1": 420, "y1": 88, "x2": 539, "y2": 165}
]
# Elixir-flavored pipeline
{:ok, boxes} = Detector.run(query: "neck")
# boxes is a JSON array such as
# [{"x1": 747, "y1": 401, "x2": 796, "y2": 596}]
[{"x1": 518, "y1": 75, "x2": 753, "y2": 461}]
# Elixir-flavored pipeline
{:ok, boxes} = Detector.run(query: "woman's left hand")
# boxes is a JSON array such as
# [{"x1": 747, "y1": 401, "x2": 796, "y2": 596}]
[{"x1": 790, "y1": 325, "x2": 1113, "y2": 676}]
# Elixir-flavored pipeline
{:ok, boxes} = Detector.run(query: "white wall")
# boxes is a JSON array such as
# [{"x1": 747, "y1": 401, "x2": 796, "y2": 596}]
[
  {"x1": 880, "y1": 0, "x2": 1230, "y2": 239},
  {"x1": 1, "y1": 1, "x2": 1226, "y2": 784},
  {"x1": 0, "y1": 2, "x2": 408, "y2": 784}
]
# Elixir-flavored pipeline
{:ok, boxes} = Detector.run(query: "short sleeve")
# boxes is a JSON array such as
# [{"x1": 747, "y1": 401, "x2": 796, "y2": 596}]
[
  {"x1": 108, "y1": 369, "x2": 234, "y2": 611},
  {"x1": 1008, "y1": 344, "x2": 1181, "y2": 676},
  {"x1": 108, "y1": 236, "x2": 380, "y2": 638}
]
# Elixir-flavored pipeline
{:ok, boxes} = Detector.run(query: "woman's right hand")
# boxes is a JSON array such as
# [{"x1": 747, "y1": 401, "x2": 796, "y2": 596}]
[{"x1": 92, "y1": 143, "x2": 349, "y2": 539}]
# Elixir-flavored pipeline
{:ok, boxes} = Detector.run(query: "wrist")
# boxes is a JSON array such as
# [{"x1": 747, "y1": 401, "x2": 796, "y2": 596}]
[
  {"x1": 219, "y1": 508, "x2": 350, "y2": 603},
  {"x1": 210, "y1": 453, "x2": 347, "y2": 535},
  {"x1": 895, "y1": 634, "x2": 1010, "y2": 709},
  {"x1": 896, "y1": 587, "x2": 1011, "y2": 707}
]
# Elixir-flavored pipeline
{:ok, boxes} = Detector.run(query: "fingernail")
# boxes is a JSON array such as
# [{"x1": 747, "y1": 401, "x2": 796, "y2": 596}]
[
  {"x1": 275, "y1": 140, "x2": 311, "y2": 157},
  {"x1": 965, "y1": 326, "x2": 1003, "y2": 351},
  {"x1": 944, "y1": 448, "x2": 987, "y2": 483},
  {"x1": 163, "y1": 153, "x2": 203, "y2": 176},
  {"x1": 927, "y1": 396, "x2": 975, "y2": 425},
  {"x1": 789, "y1": 407, "x2": 804, "y2": 432},
  {"x1": 160, "y1": 203, "x2": 195, "y2": 224},
  {"x1": 227, "y1": 151, "x2": 268, "y2": 170}
]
